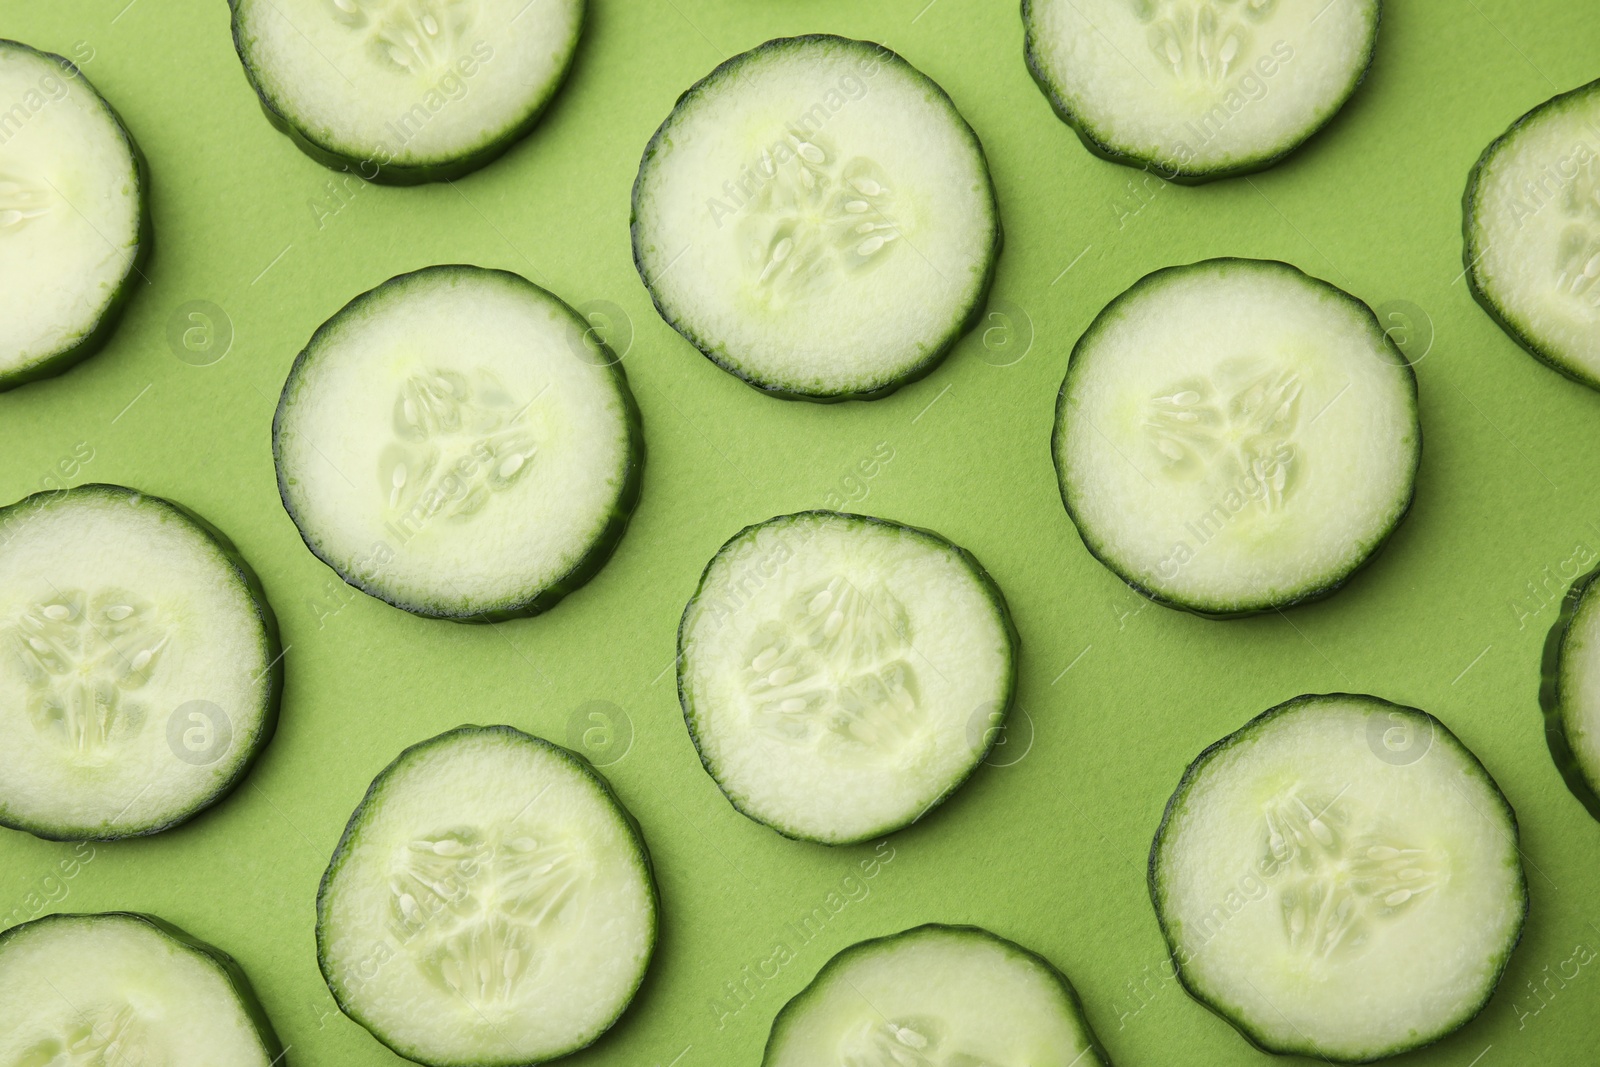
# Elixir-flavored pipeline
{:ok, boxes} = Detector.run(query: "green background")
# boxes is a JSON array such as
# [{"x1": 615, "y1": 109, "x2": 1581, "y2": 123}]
[{"x1": 2, "y1": 0, "x2": 1598, "y2": 1064}]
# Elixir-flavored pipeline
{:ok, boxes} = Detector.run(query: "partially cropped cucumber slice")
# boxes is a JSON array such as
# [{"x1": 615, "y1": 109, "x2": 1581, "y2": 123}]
[
  {"x1": 0, "y1": 484, "x2": 281, "y2": 840},
  {"x1": 678, "y1": 512, "x2": 1016, "y2": 844},
  {"x1": 764, "y1": 924, "x2": 1109, "y2": 1067},
  {"x1": 317, "y1": 724, "x2": 657, "y2": 1067},
  {"x1": 1053, "y1": 258, "x2": 1419, "y2": 617},
  {"x1": 632, "y1": 35, "x2": 1000, "y2": 401},
  {"x1": 0, "y1": 912, "x2": 284, "y2": 1066},
  {"x1": 229, "y1": 0, "x2": 583, "y2": 183},
  {"x1": 1465, "y1": 79, "x2": 1600, "y2": 388},
  {"x1": 273, "y1": 265, "x2": 642, "y2": 621},
  {"x1": 0, "y1": 39, "x2": 148, "y2": 389},
  {"x1": 1023, "y1": 0, "x2": 1379, "y2": 181},
  {"x1": 1541, "y1": 562, "x2": 1600, "y2": 821},
  {"x1": 1151, "y1": 694, "x2": 1527, "y2": 1063}
]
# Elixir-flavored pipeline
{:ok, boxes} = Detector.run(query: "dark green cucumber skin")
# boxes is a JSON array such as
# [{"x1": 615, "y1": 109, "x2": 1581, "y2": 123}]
[
  {"x1": 1052, "y1": 257, "x2": 1420, "y2": 619},
  {"x1": 630, "y1": 34, "x2": 1003, "y2": 404},
  {"x1": 1539, "y1": 563, "x2": 1600, "y2": 821},
  {"x1": 0, "y1": 484, "x2": 283, "y2": 842},
  {"x1": 315, "y1": 723, "x2": 659, "y2": 1067},
  {"x1": 762, "y1": 924, "x2": 1112, "y2": 1066},
  {"x1": 0, "y1": 41, "x2": 151, "y2": 392},
  {"x1": 226, "y1": 0, "x2": 585, "y2": 186},
  {"x1": 1020, "y1": 0, "x2": 1381, "y2": 184},
  {"x1": 676, "y1": 510, "x2": 1020, "y2": 845},
  {"x1": 272, "y1": 264, "x2": 644, "y2": 624},
  {"x1": 0, "y1": 912, "x2": 287, "y2": 1062},
  {"x1": 1463, "y1": 78, "x2": 1600, "y2": 392},
  {"x1": 1148, "y1": 693, "x2": 1528, "y2": 1064}
]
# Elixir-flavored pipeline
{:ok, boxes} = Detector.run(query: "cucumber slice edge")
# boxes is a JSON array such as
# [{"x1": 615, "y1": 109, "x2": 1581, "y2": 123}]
[{"x1": 1540, "y1": 560, "x2": 1600, "y2": 820}]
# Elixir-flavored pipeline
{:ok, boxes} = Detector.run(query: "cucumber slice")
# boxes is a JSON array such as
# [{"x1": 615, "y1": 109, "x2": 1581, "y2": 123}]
[
  {"x1": 1540, "y1": 562, "x2": 1600, "y2": 821},
  {"x1": 1052, "y1": 258, "x2": 1419, "y2": 617},
  {"x1": 0, "y1": 484, "x2": 282, "y2": 841},
  {"x1": 632, "y1": 35, "x2": 1000, "y2": 401},
  {"x1": 1464, "y1": 79, "x2": 1600, "y2": 388},
  {"x1": 0, "y1": 912, "x2": 284, "y2": 1066},
  {"x1": 317, "y1": 724, "x2": 657, "y2": 1067},
  {"x1": 229, "y1": 0, "x2": 583, "y2": 183},
  {"x1": 677, "y1": 512, "x2": 1017, "y2": 844},
  {"x1": 764, "y1": 924, "x2": 1110, "y2": 1067},
  {"x1": 1150, "y1": 694, "x2": 1527, "y2": 1063},
  {"x1": 1023, "y1": 0, "x2": 1379, "y2": 181},
  {"x1": 0, "y1": 39, "x2": 148, "y2": 390},
  {"x1": 273, "y1": 265, "x2": 642, "y2": 622}
]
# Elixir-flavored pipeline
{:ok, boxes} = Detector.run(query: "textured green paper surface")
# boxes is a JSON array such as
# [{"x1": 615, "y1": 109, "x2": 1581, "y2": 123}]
[{"x1": 2, "y1": 1, "x2": 1598, "y2": 1065}]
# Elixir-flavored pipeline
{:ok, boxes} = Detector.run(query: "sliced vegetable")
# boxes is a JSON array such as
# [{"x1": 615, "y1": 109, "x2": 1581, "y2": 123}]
[
  {"x1": 764, "y1": 924, "x2": 1110, "y2": 1067},
  {"x1": 317, "y1": 724, "x2": 657, "y2": 1067},
  {"x1": 0, "y1": 39, "x2": 148, "y2": 389},
  {"x1": 1053, "y1": 257, "x2": 1419, "y2": 617},
  {"x1": 1151, "y1": 693, "x2": 1527, "y2": 1062},
  {"x1": 1465, "y1": 78, "x2": 1600, "y2": 388},
  {"x1": 632, "y1": 34, "x2": 1000, "y2": 401},
  {"x1": 0, "y1": 484, "x2": 281, "y2": 840},
  {"x1": 678, "y1": 511, "x2": 1016, "y2": 844},
  {"x1": 273, "y1": 265, "x2": 642, "y2": 621}
]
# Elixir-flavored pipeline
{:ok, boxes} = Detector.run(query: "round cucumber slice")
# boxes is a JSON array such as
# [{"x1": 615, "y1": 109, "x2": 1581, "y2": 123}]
[
  {"x1": 229, "y1": 0, "x2": 583, "y2": 183},
  {"x1": 1053, "y1": 258, "x2": 1419, "y2": 617},
  {"x1": 764, "y1": 924, "x2": 1109, "y2": 1067},
  {"x1": 0, "y1": 484, "x2": 282, "y2": 841},
  {"x1": 678, "y1": 511, "x2": 1017, "y2": 845},
  {"x1": 1540, "y1": 562, "x2": 1600, "y2": 821},
  {"x1": 1023, "y1": 0, "x2": 1379, "y2": 181},
  {"x1": 0, "y1": 912, "x2": 284, "y2": 1066},
  {"x1": 273, "y1": 265, "x2": 642, "y2": 622},
  {"x1": 1465, "y1": 78, "x2": 1600, "y2": 388},
  {"x1": 632, "y1": 34, "x2": 1001, "y2": 401},
  {"x1": 0, "y1": 39, "x2": 148, "y2": 390},
  {"x1": 1151, "y1": 694, "x2": 1527, "y2": 1063},
  {"x1": 317, "y1": 724, "x2": 657, "y2": 1067}
]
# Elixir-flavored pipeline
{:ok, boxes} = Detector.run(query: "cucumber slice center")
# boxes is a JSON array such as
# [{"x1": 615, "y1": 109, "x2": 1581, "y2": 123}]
[
  {"x1": 1145, "y1": 360, "x2": 1302, "y2": 516},
  {"x1": 380, "y1": 366, "x2": 542, "y2": 523},
  {"x1": 14, "y1": 588, "x2": 169, "y2": 765},
  {"x1": 1553, "y1": 169, "x2": 1600, "y2": 306},
  {"x1": 1135, "y1": 0, "x2": 1282, "y2": 92},
  {"x1": 1261, "y1": 789, "x2": 1446, "y2": 963},
  {"x1": 22, "y1": 1002, "x2": 149, "y2": 1064},
  {"x1": 328, "y1": 0, "x2": 478, "y2": 77},
  {"x1": 740, "y1": 142, "x2": 901, "y2": 307},
  {"x1": 744, "y1": 577, "x2": 921, "y2": 757},
  {"x1": 390, "y1": 826, "x2": 581, "y2": 1004}
]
